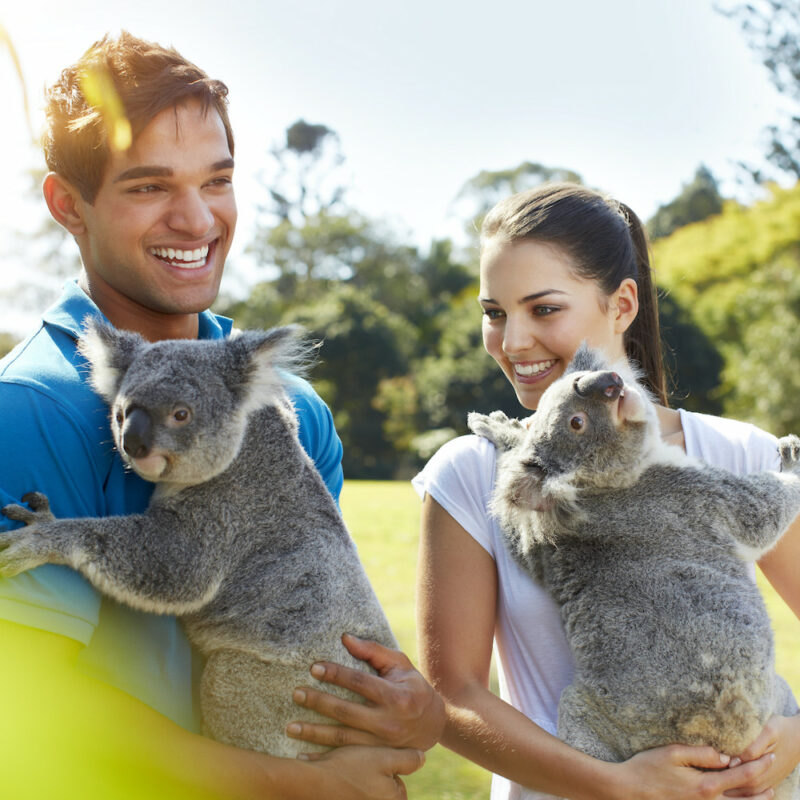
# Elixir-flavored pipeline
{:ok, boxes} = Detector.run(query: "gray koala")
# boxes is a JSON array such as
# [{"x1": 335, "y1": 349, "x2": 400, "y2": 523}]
[
  {"x1": 0, "y1": 321, "x2": 396, "y2": 758},
  {"x1": 468, "y1": 345, "x2": 800, "y2": 800}
]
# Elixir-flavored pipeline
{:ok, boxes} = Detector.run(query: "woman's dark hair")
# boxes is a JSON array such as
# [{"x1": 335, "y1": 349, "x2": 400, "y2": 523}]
[{"x1": 480, "y1": 182, "x2": 668, "y2": 405}]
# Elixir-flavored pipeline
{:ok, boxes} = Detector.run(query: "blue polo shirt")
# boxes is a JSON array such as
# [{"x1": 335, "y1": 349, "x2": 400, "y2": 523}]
[{"x1": 0, "y1": 280, "x2": 343, "y2": 731}]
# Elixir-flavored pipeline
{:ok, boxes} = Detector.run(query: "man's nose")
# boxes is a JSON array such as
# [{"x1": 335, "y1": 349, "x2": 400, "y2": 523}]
[{"x1": 166, "y1": 189, "x2": 215, "y2": 236}]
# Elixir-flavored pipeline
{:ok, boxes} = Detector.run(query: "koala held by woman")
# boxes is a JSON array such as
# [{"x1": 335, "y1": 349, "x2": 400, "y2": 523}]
[
  {"x1": 0, "y1": 321, "x2": 396, "y2": 758},
  {"x1": 469, "y1": 345, "x2": 800, "y2": 800}
]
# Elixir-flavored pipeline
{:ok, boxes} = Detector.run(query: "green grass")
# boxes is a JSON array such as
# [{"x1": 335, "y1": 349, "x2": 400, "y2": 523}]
[{"x1": 341, "y1": 479, "x2": 800, "y2": 799}]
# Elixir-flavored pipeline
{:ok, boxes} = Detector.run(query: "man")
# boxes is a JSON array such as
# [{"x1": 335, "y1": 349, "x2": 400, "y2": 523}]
[{"x1": 0, "y1": 32, "x2": 442, "y2": 799}]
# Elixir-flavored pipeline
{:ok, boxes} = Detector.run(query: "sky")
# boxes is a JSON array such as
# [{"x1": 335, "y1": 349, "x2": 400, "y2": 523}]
[{"x1": 0, "y1": 0, "x2": 787, "y2": 333}]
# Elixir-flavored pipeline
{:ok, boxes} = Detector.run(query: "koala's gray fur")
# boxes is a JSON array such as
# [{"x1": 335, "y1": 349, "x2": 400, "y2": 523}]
[
  {"x1": 0, "y1": 321, "x2": 396, "y2": 757},
  {"x1": 468, "y1": 345, "x2": 800, "y2": 800}
]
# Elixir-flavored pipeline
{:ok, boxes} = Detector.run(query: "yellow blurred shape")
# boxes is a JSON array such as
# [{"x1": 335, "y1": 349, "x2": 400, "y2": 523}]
[
  {"x1": 0, "y1": 619, "x2": 224, "y2": 799},
  {"x1": 78, "y1": 64, "x2": 133, "y2": 152}
]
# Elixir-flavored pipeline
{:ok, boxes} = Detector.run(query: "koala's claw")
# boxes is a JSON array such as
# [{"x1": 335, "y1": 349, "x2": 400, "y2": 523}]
[
  {"x1": 2, "y1": 492, "x2": 55, "y2": 526},
  {"x1": 21, "y1": 492, "x2": 51, "y2": 514},
  {"x1": 778, "y1": 435, "x2": 800, "y2": 472}
]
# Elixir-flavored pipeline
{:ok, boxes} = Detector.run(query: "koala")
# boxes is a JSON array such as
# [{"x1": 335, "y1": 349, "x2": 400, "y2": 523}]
[
  {"x1": 0, "y1": 321, "x2": 397, "y2": 758},
  {"x1": 468, "y1": 345, "x2": 800, "y2": 800}
]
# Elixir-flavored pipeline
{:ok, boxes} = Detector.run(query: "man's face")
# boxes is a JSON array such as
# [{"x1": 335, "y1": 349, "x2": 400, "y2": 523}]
[{"x1": 77, "y1": 99, "x2": 236, "y2": 334}]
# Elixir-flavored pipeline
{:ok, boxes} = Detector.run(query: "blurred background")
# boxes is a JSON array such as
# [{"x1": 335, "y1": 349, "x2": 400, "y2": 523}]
[{"x1": 2, "y1": 0, "x2": 799, "y2": 479}]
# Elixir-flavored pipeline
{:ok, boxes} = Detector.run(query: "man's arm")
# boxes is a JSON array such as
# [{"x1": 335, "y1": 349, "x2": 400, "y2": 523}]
[{"x1": 0, "y1": 618, "x2": 423, "y2": 800}]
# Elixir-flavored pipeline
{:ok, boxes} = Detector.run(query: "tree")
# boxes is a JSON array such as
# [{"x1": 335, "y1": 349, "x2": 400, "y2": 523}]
[
  {"x1": 721, "y1": 255, "x2": 800, "y2": 434},
  {"x1": 719, "y1": 0, "x2": 800, "y2": 181},
  {"x1": 652, "y1": 182, "x2": 800, "y2": 431},
  {"x1": 647, "y1": 166, "x2": 725, "y2": 240},
  {"x1": 658, "y1": 292, "x2": 724, "y2": 415},
  {"x1": 453, "y1": 162, "x2": 582, "y2": 245},
  {"x1": 256, "y1": 119, "x2": 348, "y2": 226}
]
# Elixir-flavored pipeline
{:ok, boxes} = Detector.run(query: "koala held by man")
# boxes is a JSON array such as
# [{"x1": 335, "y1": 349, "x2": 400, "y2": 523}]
[
  {"x1": 468, "y1": 345, "x2": 800, "y2": 800},
  {"x1": 0, "y1": 321, "x2": 396, "y2": 758}
]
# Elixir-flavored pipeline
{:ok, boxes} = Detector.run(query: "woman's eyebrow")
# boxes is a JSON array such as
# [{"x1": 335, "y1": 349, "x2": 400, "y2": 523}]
[{"x1": 479, "y1": 289, "x2": 568, "y2": 305}]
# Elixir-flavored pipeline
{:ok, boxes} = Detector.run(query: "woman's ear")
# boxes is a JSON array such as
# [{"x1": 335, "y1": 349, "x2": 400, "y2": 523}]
[
  {"x1": 612, "y1": 277, "x2": 639, "y2": 335},
  {"x1": 42, "y1": 173, "x2": 87, "y2": 235}
]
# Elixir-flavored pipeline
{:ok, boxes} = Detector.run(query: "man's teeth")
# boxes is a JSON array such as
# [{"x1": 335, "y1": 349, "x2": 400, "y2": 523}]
[
  {"x1": 515, "y1": 359, "x2": 556, "y2": 376},
  {"x1": 149, "y1": 245, "x2": 209, "y2": 266}
]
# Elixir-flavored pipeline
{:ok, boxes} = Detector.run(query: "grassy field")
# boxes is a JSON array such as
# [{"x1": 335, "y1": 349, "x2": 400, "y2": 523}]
[{"x1": 340, "y1": 479, "x2": 800, "y2": 800}]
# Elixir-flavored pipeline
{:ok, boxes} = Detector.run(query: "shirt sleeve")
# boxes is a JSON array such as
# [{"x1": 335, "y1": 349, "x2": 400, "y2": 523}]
[
  {"x1": 412, "y1": 434, "x2": 498, "y2": 558},
  {"x1": 0, "y1": 382, "x2": 106, "y2": 643},
  {"x1": 283, "y1": 373, "x2": 345, "y2": 503}
]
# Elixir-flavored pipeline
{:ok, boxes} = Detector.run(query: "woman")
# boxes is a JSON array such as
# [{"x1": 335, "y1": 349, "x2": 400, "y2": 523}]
[{"x1": 414, "y1": 183, "x2": 800, "y2": 799}]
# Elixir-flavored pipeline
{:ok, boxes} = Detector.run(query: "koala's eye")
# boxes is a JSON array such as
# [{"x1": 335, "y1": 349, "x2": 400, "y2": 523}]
[
  {"x1": 168, "y1": 406, "x2": 192, "y2": 426},
  {"x1": 569, "y1": 413, "x2": 588, "y2": 433}
]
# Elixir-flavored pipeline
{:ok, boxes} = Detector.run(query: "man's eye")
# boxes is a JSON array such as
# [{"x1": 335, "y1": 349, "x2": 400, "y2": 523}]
[{"x1": 130, "y1": 184, "x2": 162, "y2": 194}]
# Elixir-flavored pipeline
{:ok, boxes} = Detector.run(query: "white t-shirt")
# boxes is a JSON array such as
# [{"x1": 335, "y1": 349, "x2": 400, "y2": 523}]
[{"x1": 412, "y1": 409, "x2": 781, "y2": 800}]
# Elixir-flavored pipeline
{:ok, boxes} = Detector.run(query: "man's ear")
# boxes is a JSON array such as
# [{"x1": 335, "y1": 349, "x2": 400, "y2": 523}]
[
  {"x1": 42, "y1": 173, "x2": 87, "y2": 235},
  {"x1": 612, "y1": 277, "x2": 639, "y2": 336}
]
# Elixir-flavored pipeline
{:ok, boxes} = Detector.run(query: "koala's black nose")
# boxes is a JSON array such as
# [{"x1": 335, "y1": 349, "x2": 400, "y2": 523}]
[
  {"x1": 574, "y1": 371, "x2": 624, "y2": 401},
  {"x1": 121, "y1": 407, "x2": 153, "y2": 459}
]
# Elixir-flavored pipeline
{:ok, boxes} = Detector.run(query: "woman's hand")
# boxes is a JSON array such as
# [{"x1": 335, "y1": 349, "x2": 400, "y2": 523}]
[
  {"x1": 286, "y1": 634, "x2": 446, "y2": 751},
  {"x1": 296, "y1": 745, "x2": 425, "y2": 800},
  {"x1": 723, "y1": 714, "x2": 800, "y2": 797},
  {"x1": 610, "y1": 744, "x2": 776, "y2": 800}
]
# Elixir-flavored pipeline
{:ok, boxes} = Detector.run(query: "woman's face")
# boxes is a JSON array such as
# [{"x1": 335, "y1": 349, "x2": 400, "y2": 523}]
[{"x1": 479, "y1": 238, "x2": 637, "y2": 411}]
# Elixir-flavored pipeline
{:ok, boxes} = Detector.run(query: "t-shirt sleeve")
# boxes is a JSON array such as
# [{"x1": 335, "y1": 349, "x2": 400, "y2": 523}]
[
  {"x1": 284, "y1": 374, "x2": 345, "y2": 503},
  {"x1": 679, "y1": 409, "x2": 781, "y2": 475},
  {"x1": 412, "y1": 434, "x2": 498, "y2": 558},
  {"x1": 0, "y1": 382, "x2": 104, "y2": 644}
]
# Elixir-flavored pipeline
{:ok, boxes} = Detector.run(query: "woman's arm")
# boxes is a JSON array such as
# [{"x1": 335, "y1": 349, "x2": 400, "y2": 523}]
[
  {"x1": 416, "y1": 495, "x2": 774, "y2": 800},
  {"x1": 726, "y1": 512, "x2": 800, "y2": 796},
  {"x1": 0, "y1": 618, "x2": 423, "y2": 800},
  {"x1": 759, "y1": 512, "x2": 800, "y2": 620}
]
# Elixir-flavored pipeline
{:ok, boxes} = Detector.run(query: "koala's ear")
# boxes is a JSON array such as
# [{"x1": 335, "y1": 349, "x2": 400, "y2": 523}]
[
  {"x1": 77, "y1": 318, "x2": 145, "y2": 401},
  {"x1": 468, "y1": 410, "x2": 527, "y2": 452},
  {"x1": 565, "y1": 342, "x2": 609, "y2": 375},
  {"x1": 229, "y1": 325, "x2": 312, "y2": 412}
]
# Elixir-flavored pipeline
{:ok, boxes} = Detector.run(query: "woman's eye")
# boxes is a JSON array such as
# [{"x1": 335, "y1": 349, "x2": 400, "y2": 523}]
[
  {"x1": 533, "y1": 305, "x2": 559, "y2": 317},
  {"x1": 482, "y1": 308, "x2": 504, "y2": 320}
]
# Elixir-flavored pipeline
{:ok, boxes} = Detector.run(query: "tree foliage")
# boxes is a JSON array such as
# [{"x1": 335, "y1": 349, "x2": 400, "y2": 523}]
[
  {"x1": 720, "y1": 0, "x2": 800, "y2": 181},
  {"x1": 652, "y1": 182, "x2": 800, "y2": 429},
  {"x1": 647, "y1": 166, "x2": 725, "y2": 240},
  {"x1": 453, "y1": 162, "x2": 582, "y2": 243}
]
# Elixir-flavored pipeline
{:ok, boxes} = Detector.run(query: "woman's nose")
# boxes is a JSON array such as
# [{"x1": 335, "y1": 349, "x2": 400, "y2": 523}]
[{"x1": 503, "y1": 315, "x2": 536, "y2": 355}]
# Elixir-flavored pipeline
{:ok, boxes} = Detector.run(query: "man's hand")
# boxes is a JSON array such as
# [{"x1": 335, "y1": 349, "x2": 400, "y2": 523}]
[
  {"x1": 287, "y1": 634, "x2": 445, "y2": 751},
  {"x1": 297, "y1": 745, "x2": 424, "y2": 800}
]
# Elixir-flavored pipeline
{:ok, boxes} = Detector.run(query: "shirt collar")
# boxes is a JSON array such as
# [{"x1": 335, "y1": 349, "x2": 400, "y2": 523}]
[{"x1": 42, "y1": 279, "x2": 233, "y2": 341}]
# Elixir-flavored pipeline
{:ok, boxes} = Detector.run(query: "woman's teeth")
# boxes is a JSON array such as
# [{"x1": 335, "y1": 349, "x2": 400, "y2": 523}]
[
  {"x1": 515, "y1": 359, "x2": 556, "y2": 376},
  {"x1": 149, "y1": 244, "x2": 210, "y2": 268}
]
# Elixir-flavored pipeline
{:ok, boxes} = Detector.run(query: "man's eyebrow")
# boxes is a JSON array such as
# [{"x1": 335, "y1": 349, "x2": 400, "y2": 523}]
[
  {"x1": 478, "y1": 290, "x2": 567, "y2": 305},
  {"x1": 113, "y1": 166, "x2": 173, "y2": 183},
  {"x1": 112, "y1": 158, "x2": 235, "y2": 184}
]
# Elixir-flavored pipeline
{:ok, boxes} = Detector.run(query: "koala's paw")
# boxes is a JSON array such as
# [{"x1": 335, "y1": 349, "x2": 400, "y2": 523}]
[
  {"x1": 0, "y1": 493, "x2": 56, "y2": 578},
  {"x1": 0, "y1": 527, "x2": 50, "y2": 577},
  {"x1": 778, "y1": 435, "x2": 800, "y2": 473}
]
